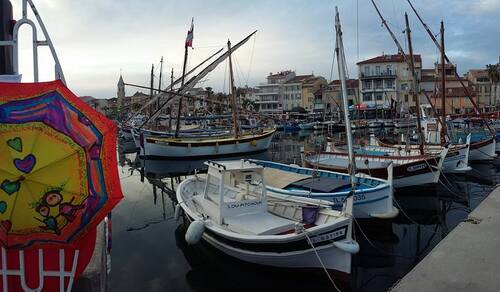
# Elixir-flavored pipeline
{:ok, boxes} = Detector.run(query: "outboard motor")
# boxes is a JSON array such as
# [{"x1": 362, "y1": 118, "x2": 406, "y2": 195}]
[{"x1": 0, "y1": 0, "x2": 14, "y2": 75}]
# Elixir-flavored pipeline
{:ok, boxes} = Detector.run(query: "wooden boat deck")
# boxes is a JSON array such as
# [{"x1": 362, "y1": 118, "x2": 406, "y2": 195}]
[{"x1": 264, "y1": 168, "x2": 310, "y2": 189}]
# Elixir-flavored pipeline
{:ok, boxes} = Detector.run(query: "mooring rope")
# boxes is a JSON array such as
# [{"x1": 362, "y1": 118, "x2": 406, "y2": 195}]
[{"x1": 303, "y1": 231, "x2": 342, "y2": 292}]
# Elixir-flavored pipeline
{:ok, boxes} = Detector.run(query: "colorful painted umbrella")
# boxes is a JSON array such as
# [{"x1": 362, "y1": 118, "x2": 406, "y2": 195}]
[{"x1": 0, "y1": 80, "x2": 123, "y2": 248}]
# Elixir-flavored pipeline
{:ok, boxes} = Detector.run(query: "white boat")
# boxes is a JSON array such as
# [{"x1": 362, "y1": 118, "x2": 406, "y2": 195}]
[
  {"x1": 350, "y1": 120, "x2": 367, "y2": 129},
  {"x1": 303, "y1": 149, "x2": 447, "y2": 188},
  {"x1": 298, "y1": 121, "x2": 317, "y2": 130},
  {"x1": 176, "y1": 160, "x2": 359, "y2": 275},
  {"x1": 367, "y1": 135, "x2": 472, "y2": 173},
  {"x1": 468, "y1": 136, "x2": 497, "y2": 161},
  {"x1": 421, "y1": 118, "x2": 496, "y2": 162},
  {"x1": 249, "y1": 159, "x2": 398, "y2": 219},
  {"x1": 394, "y1": 118, "x2": 416, "y2": 128},
  {"x1": 383, "y1": 120, "x2": 395, "y2": 127},
  {"x1": 368, "y1": 120, "x2": 383, "y2": 128},
  {"x1": 141, "y1": 128, "x2": 275, "y2": 159},
  {"x1": 131, "y1": 127, "x2": 230, "y2": 150},
  {"x1": 313, "y1": 121, "x2": 331, "y2": 130}
]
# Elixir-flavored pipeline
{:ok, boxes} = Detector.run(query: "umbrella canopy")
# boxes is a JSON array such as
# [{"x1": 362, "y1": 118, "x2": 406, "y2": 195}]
[{"x1": 0, "y1": 80, "x2": 123, "y2": 248}]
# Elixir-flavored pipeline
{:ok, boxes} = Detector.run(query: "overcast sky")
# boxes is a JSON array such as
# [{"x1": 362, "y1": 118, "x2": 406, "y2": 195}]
[{"x1": 12, "y1": 0, "x2": 500, "y2": 98}]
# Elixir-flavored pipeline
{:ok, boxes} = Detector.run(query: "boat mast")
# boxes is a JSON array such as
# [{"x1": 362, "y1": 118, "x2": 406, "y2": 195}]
[
  {"x1": 175, "y1": 19, "x2": 193, "y2": 138},
  {"x1": 335, "y1": 7, "x2": 357, "y2": 193},
  {"x1": 440, "y1": 21, "x2": 447, "y2": 145},
  {"x1": 135, "y1": 48, "x2": 223, "y2": 128},
  {"x1": 227, "y1": 40, "x2": 240, "y2": 138},
  {"x1": 149, "y1": 63, "x2": 154, "y2": 117},
  {"x1": 440, "y1": 20, "x2": 446, "y2": 144},
  {"x1": 404, "y1": 13, "x2": 424, "y2": 155},
  {"x1": 158, "y1": 56, "x2": 163, "y2": 108},
  {"x1": 371, "y1": 1, "x2": 426, "y2": 150},
  {"x1": 175, "y1": 46, "x2": 189, "y2": 137},
  {"x1": 407, "y1": 0, "x2": 492, "y2": 127},
  {"x1": 139, "y1": 32, "x2": 255, "y2": 129},
  {"x1": 371, "y1": 0, "x2": 406, "y2": 56},
  {"x1": 169, "y1": 67, "x2": 174, "y2": 130}
]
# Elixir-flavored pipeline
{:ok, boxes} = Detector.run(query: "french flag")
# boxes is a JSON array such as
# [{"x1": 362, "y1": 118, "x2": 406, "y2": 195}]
[{"x1": 185, "y1": 18, "x2": 194, "y2": 48}]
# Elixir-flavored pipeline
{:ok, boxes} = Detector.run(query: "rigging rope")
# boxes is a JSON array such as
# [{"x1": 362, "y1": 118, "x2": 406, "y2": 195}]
[
  {"x1": 303, "y1": 231, "x2": 342, "y2": 292},
  {"x1": 246, "y1": 34, "x2": 257, "y2": 86}
]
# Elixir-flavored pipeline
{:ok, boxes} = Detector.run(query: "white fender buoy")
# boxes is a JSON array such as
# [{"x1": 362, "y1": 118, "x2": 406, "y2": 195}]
[
  {"x1": 333, "y1": 240, "x2": 360, "y2": 254},
  {"x1": 174, "y1": 204, "x2": 181, "y2": 221},
  {"x1": 185, "y1": 220, "x2": 205, "y2": 245}
]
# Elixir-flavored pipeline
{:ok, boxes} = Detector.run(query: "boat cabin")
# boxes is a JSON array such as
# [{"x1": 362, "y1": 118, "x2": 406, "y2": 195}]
[{"x1": 199, "y1": 160, "x2": 297, "y2": 235}]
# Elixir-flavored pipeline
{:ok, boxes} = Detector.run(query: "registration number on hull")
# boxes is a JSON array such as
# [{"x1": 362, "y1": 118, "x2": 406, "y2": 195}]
[
  {"x1": 309, "y1": 227, "x2": 347, "y2": 244},
  {"x1": 407, "y1": 163, "x2": 426, "y2": 172}
]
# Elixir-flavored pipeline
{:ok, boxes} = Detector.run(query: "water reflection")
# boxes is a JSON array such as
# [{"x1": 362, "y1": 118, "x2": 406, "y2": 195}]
[{"x1": 112, "y1": 130, "x2": 496, "y2": 292}]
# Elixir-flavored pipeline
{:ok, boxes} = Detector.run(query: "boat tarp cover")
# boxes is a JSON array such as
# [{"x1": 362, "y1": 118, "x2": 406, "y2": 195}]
[
  {"x1": 288, "y1": 177, "x2": 350, "y2": 193},
  {"x1": 264, "y1": 168, "x2": 309, "y2": 189}
]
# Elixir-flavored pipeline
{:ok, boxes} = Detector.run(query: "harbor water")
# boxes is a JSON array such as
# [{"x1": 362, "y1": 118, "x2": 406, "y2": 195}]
[{"x1": 111, "y1": 129, "x2": 498, "y2": 292}]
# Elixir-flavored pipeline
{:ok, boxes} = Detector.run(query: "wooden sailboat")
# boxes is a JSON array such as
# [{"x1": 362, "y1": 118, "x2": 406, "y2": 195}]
[
  {"x1": 176, "y1": 9, "x2": 361, "y2": 277},
  {"x1": 141, "y1": 34, "x2": 275, "y2": 159},
  {"x1": 354, "y1": 11, "x2": 472, "y2": 174},
  {"x1": 406, "y1": 1, "x2": 496, "y2": 161},
  {"x1": 305, "y1": 8, "x2": 448, "y2": 189}
]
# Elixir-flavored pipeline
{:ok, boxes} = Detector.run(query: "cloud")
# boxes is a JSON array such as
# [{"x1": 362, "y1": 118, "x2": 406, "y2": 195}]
[{"x1": 10, "y1": 0, "x2": 500, "y2": 98}]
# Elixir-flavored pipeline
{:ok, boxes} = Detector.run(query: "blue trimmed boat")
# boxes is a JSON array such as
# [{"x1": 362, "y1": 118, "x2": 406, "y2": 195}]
[{"x1": 248, "y1": 159, "x2": 398, "y2": 219}]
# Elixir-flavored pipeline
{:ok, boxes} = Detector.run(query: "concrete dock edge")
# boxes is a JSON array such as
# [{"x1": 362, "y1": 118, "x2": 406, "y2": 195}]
[{"x1": 391, "y1": 186, "x2": 500, "y2": 292}]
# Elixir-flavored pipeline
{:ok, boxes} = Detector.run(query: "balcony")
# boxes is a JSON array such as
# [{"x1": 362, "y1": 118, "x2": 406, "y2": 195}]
[
  {"x1": 360, "y1": 71, "x2": 397, "y2": 79},
  {"x1": 360, "y1": 87, "x2": 396, "y2": 93}
]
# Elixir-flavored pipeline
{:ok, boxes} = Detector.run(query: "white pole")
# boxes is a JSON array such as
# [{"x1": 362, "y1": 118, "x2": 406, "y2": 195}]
[
  {"x1": 335, "y1": 7, "x2": 356, "y2": 215},
  {"x1": 335, "y1": 8, "x2": 357, "y2": 182}
]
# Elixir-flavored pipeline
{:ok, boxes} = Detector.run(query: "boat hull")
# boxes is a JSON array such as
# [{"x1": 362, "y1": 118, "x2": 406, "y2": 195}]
[
  {"x1": 182, "y1": 211, "x2": 353, "y2": 274},
  {"x1": 469, "y1": 137, "x2": 496, "y2": 161},
  {"x1": 142, "y1": 130, "x2": 275, "y2": 159},
  {"x1": 251, "y1": 160, "x2": 397, "y2": 219},
  {"x1": 372, "y1": 138, "x2": 470, "y2": 174},
  {"x1": 303, "y1": 153, "x2": 441, "y2": 188}
]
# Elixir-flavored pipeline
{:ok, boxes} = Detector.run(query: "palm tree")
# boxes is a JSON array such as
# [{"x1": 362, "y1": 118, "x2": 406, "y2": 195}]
[
  {"x1": 205, "y1": 87, "x2": 214, "y2": 112},
  {"x1": 242, "y1": 98, "x2": 257, "y2": 111},
  {"x1": 486, "y1": 64, "x2": 500, "y2": 108}
]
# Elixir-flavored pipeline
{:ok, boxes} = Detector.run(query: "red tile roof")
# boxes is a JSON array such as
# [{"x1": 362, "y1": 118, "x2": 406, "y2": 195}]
[
  {"x1": 357, "y1": 54, "x2": 421, "y2": 65},
  {"x1": 329, "y1": 79, "x2": 359, "y2": 88}
]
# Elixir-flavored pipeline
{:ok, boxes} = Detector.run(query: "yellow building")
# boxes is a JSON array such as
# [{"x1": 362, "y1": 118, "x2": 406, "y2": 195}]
[{"x1": 301, "y1": 76, "x2": 327, "y2": 111}]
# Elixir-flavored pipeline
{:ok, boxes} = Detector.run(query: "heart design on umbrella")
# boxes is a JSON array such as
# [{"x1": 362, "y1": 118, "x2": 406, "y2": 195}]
[
  {"x1": 0, "y1": 202, "x2": 7, "y2": 214},
  {"x1": 14, "y1": 154, "x2": 36, "y2": 174},
  {"x1": 7, "y1": 137, "x2": 23, "y2": 152},
  {"x1": 1, "y1": 179, "x2": 20, "y2": 195}
]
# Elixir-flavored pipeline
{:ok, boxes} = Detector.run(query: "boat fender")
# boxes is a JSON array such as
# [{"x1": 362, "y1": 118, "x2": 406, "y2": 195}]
[
  {"x1": 333, "y1": 240, "x2": 360, "y2": 254},
  {"x1": 185, "y1": 220, "x2": 205, "y2": 245},
  {"x1": 174, "y1": 204, "x2": 182, "y2": 221}
]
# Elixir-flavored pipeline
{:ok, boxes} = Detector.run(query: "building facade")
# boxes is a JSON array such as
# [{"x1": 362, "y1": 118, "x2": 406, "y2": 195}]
[
  {"x1": 357, "y1": 54, "x2": 421, "y2": 112},
  {"x1": 255, "y1": 71, "x2": 295, "y2": 114},
  {"x1": 283, "y1": 75, "x2": 311, "y2": 111},
  {"x1": 420, "y1": 63, "x2": 477, "y2": 114},
  {"x1": 302, "y1": 76, "x2": 327, "y2": 112},
  {"x1": 466, "y1": 69, "x2": 500, "y2": 110},
  {"x1": 321, "y1": 79, "x2": 359, "y2": 114}
]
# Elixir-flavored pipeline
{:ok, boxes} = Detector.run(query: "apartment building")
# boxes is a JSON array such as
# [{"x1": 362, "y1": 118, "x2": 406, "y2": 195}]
[
  {"x1": 282, "y1": 75, "x2": 311, "y2": 111},
  {"x1": 256, "y1": 71, "x2": 295, "y2": 114},
  {"x1": 321, "y1": 79, "x2": 359, "y2": 113},
  {"x1": 357, "y1": 53, "x2": 421, "y2": 112},
  {"x1": 302, "y1": 76, "x2": 327, "y2": 112}
]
